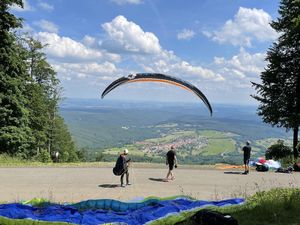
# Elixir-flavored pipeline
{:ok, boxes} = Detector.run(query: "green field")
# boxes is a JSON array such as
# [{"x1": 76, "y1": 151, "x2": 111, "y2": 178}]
[
  {"x1": 99, "y1": 129, "x2": 244, "y2": 164},
  {"x1": 201, "y1": 139, "x2": 236, "y2": 156}
]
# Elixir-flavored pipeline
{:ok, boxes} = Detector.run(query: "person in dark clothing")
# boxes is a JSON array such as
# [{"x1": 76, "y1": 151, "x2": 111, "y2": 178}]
[
  {"x1": 242, "y1": 141, "x2": 251, "y2": 174},
  {"x1": 117, "y1": 149, "x2": 131, "y2": 187},
  {"x1": 165, "y1": 146, "x2": 178, "y2": 181}
]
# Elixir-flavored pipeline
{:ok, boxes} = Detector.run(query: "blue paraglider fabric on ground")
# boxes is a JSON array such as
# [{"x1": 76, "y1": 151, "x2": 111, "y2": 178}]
[{"x1": 0, "y1": 198, "x2": 244, "y2": 225}]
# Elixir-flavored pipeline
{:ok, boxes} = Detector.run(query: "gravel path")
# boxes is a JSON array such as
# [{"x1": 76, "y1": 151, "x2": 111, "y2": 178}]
[{"x1": 0, "y1": 166, "x2": 299, "y2": 203}]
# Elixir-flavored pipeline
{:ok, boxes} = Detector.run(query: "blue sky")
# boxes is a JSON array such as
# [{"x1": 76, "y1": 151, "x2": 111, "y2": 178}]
[{"x1": 12, "y1": 0, "x2": 281, "y2": 105}]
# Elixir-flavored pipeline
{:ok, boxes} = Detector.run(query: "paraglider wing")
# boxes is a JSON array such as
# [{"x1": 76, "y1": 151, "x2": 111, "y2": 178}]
[{"x1": 101, "y1": 73, "x2": 213, "y2": 115}]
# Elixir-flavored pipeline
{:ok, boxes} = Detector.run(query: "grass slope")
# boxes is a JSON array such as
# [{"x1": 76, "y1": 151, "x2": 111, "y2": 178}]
[
  {"x1": 0, "y1": 217, "x2": 74, "y2": 225},
  {"x1": 150, "y1": 188, "x2": 300, "y2": 225}
]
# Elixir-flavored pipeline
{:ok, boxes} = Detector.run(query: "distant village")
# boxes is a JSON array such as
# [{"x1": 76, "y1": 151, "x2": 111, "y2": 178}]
[{"x1": 137, "y1": 136, "x2": 208, "y2": 154}]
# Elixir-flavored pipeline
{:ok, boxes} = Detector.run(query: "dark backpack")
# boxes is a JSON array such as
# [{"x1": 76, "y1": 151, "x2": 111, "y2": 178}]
[
  {"x1": 276, "y1": 166, "x2": 293, "y2": 173},
  {"x1": 113, "y1": 156, "x2": 125, "y2": 176},
  {"x1": 256, "y1": 164, "x2": 269, "y2": 172},
  {"x1": 175, "y1": 209, "x2": 238, "y2": 225}
]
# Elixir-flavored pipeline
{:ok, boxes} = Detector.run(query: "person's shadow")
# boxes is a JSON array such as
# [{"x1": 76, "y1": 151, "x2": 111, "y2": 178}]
[
  {"x1": 148, "y1": 178, "x2": 168, "y2": 182},
  {"x1": 98, "y1": 184, "x2": 120, "y2": 188},
  {"x1": 223, "y1": 171, "x2": 244, "y2": 175}
]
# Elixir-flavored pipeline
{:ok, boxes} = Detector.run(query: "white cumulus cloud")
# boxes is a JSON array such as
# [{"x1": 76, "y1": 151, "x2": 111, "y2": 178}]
[
  {"x1": 177, "y1": 29, "x2": 196, "y2": 40},
  {"x1": 213, "y1": 47, "x2": 266, "y2": 78},
  {"x1": 34, "y1": 20, "x2": 59, "y2": 33},
  {"x1": 206, "y1": 7, "x2": 278, "y2": 47},
  {"x1": 52, "y1": 62, "x2": 117, "y2": 79},
  {"x1": 36, "y1": 32, "x2": 103, "y2": 61},
  {"x1": 82, "y1": 35, "x2": 96, "y2": 47},
  {"x1": 136, "y1": 50, "x2": 225, "y2": 82},
  {"x1": 38, "y1": 2, "x2": 54, "y2": 11},
  {"x1": 101, "y1": 15, "x2": 161, "y2": 54},
  {"x1": 100, "y1": 15, "x2": 224, "y2": 83}
]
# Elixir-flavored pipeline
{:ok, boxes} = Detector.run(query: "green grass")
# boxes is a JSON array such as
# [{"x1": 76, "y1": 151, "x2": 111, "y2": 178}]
[
  {"x1": 0, "y1": 217, "x2": 74, "y2": 225},
  {"x1": 0, "y1": 154, "x2": 29, "y2": 164},
  {"x1": 201, "y1": 138, "x2": 236, "y2": 156},
  {"x1": 198, "y1": 130, "x2": 238, "y2": 138},
  {"x1": 143, "y1": 130, "x2": 197, "y2": 144},
  {"x1": 0, "y1": 154, "x2": 50, "y2": 167},
  {"x1": 227, "y1": 188, "x2": 300, "y2": 225},
  {"x1": 150, "y1": 188, "x2": 300, "y2": 225},
  {"x1": 0, "y1": 154, "x2": 117, "y2": 167},
  {"x1": 103, "y1": 145, "x2": 149, "y2": 157}
]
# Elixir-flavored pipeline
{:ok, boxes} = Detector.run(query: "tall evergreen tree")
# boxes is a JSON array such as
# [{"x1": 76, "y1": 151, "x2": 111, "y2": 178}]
[
  {"x1": 0, "y1": 1, "x2": 80, "y2": 161},
  {"x1": 252, "y1": 0, "x2": 300, "y2": 158},
  {"x1": 23, "y1": 38, "x2": 58, "y2": 156},
  {"x1": 51, "y1": 116, "x2": 78, "y2": 162},
  {"x1": 0, "y1": 0, "x2": 33, "y2": 155},
  {"x1": 23, "y1": 37, "x2": 80, "y2": 162}
]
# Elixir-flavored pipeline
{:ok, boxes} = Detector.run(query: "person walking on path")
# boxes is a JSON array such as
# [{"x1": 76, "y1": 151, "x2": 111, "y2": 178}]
[
  {"x1": 242, "y1": 141, "x2": 251, "y2": 174},
  {"x1": 165, "y1": 146, "x2": 178, "y2": 181}
]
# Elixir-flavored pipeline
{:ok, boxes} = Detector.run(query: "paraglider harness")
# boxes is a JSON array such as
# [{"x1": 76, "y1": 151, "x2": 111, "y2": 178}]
[
  {"x1": 256, "y1": 163, "x2": 269, "y2": 172},
  {"x1": 113, "y1": 155, "x2": 131, "y2": 176},
  {"x1": 182, "y1": 209, "x2": 238, "y2": 225},
  {"x1": 276, "y1": 166, "x2": 293, "y2": 173}
]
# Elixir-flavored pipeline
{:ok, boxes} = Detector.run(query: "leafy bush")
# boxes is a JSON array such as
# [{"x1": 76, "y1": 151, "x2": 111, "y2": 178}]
[
  {"x1": 95, "y1": 153, "x2": 104, "y2": 162},
  {"x1": 265, "y1": 140, "x2": 292, "y2": 160},
  {"x1": 35, "y1": 150, "x2": 52, "y2": 163},
  {"x1": 0, "y1": 153, "x2": 25, "y2": 164}
]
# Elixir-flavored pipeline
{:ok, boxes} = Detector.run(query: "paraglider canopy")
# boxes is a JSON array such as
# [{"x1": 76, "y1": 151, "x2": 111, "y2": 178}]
[{"x1": 101, "y1": 73, "x2": 213, "y2": 116}]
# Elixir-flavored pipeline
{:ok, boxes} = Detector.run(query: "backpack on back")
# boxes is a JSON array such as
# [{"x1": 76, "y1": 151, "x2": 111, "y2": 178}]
[{"x1": 113, "y1": 155, "x2": 125, "y2": 176}]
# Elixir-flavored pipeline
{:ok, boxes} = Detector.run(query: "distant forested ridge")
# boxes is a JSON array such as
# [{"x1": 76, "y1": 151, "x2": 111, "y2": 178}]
[{"x1": 0, "y1": 0, "x2": 83, "y2": 162}]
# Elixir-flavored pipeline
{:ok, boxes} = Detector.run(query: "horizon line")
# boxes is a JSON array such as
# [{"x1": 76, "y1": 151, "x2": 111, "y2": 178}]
[{"x1": 61, "y1": 97, "x2": 259, "y2": 107}]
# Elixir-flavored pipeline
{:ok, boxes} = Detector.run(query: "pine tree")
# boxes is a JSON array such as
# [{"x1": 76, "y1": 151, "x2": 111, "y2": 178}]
[
  {"x1": 23, "y1": 37, "x2": 80, "y2": 162},
  {"x1": 51, "y1": 116, "x2": 79, "y2": 162},
  {"x1": 252, "y1": 0, "x2": 300, "y2": 158},
  {"x1": 0, "y1": 1, "x2": 80, "y2": 161},
  {"x1": 23, "y1": 37, "x2": 58, "y2": 157},
  {"x1": 0, "y1": 0, "x2": 33, "y2": 155}
]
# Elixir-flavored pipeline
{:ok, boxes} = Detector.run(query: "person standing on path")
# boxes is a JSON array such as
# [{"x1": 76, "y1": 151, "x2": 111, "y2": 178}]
[
  {"x1": 120, "y1": 149, "x2": 131, "y2": 187},
  {"x1": 242, "y1": 141, "x2": 251, "y2": 174},
  {"x1": 113, "y1": 149, "x2": 131, "y2": 187}
]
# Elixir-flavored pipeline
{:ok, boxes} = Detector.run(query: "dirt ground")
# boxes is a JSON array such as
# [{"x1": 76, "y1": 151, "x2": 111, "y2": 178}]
[{"x1": 0, "y1": 165, "x2": 299, "y2": 203}]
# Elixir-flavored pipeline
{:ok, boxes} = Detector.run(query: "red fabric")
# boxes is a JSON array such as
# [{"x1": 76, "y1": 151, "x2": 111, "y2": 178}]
[{"x1": 258, "y1": 158, "x2": 267, "y2": 164}]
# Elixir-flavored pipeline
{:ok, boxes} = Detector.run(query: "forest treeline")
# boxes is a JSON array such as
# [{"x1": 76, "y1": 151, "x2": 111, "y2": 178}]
[{"x1": 0, "y1": 0, "x2": 84, "y2": 162}]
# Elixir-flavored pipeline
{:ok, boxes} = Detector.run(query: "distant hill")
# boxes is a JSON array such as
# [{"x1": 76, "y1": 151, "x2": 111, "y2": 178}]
[{"x1": 60, "y1": 98, "x2": 291, "y2": 164}]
